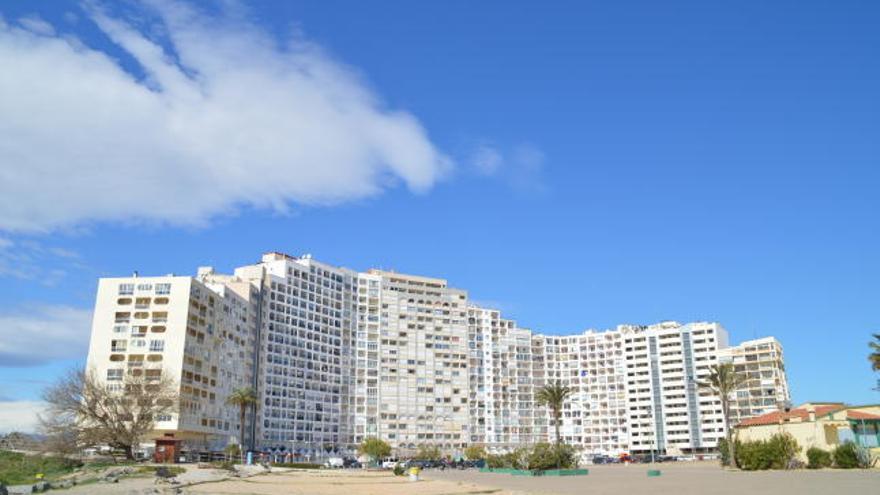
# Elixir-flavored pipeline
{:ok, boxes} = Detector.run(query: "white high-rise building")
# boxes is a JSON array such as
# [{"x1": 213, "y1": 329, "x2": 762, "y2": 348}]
[
  {"x1": 363, "y1": 270, "x2": 470, "y2": 456},
  {"x1": 84, "y1": 252, "x2": 790, "y2": 458},
  {"x1": 622, "y1": 321, "x2": 729, "y2": 455},
  {"x1": 468, "y1": 307, "x2": 537, "y2": 452},
  {"x1": 232, "y1": 253, "x2": 356, "y2": 457}
]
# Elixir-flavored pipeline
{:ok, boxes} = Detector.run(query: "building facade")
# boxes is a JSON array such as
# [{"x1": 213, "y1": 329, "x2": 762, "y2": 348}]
[
  {"x1": 717, "y1": 337, "x2": 790, "y2": 426},
  {"x1": 84, "y1": 252, "x2": 790, "y2": 458},
  {"x1": 85, "y1": 273, "x2": 258, "y2": 452}
]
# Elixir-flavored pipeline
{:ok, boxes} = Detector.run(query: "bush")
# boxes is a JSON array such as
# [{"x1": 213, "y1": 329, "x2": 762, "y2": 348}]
[
  {"x1": 415, "y1": 445, "x2": 442, "y2": 461},
  {"x1": 717, "y1": 438, "x2": 731, "y2": 467},
  {"x1": 765, "y1": 432, "x2": 800, "y2": 469},
  {"x1": 806, "y1": 447, "x2": 832, "y2": 469},
  {"x1": 527, "y1": 443, "x2": 577, "y2": 471},
  {"x1": 486, "y1": 447, "x2": 528, "y2": 469},
  {"x1": 464, "y1": 444, "x2": 486, "y2": 461},
  {"x1": 833, "y1": 442, "x2": 870, "y2": 469},
  {"x1": 392, "y1": 464, "x2": 405, "y2": 476},
  {"x1": 734, "y1": 433, "x2": 800, "y2": 471}
]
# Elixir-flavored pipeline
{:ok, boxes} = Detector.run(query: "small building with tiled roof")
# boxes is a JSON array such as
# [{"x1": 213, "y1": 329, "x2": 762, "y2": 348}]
[{"x1": 735, "y1": 402, "x2": 880, "y2": 462}]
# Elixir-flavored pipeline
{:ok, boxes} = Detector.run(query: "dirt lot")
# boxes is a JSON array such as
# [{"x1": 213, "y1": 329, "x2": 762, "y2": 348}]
[
  {"x1": 52, "y1": 462, "x2": 880, "y2": 494},
  {"x1": 424, "y1": 461, "x2": 880, "y2": 495},
  {"x1": 186, "y1": 468, "x2": 518, "y2": 495}
]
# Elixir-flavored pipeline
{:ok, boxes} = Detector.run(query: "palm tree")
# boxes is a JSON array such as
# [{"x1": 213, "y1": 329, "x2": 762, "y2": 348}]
[
  {"x1": 697, "y1": 363, "x2": 747, "y2": 469},
  {"x1": 227, "y1": 387, "x2": 257, "y2": 453},
  {"x1": 535, "y1": 380, "x2": 572, "y2": 446},
  {"x1": 869, "y1": 334, "x2": 880, "y2": 372}
]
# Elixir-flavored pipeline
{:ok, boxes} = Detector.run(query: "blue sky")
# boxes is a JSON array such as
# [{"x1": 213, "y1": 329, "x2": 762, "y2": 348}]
[{"x1": 0, "y1": 0, "x2": 878, "y2": 430}]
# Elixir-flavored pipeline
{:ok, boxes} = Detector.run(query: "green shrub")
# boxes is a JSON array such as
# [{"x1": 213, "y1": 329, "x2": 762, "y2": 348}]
[
  {"x1": 527, "y1": 443, "x2": 577, "y2": 471},
  {"x1": 806, "y1": 447, "x2": 832, "y2": 469},
  {"x1": 734, "y1": 433, "x2": 800, "y2": 471},
  {"x1": 486, "y1": 447, "x2": 528, "y2": 469},
  {"x1": 273, "y1": 462, "x2": 323, "y2": 469},
  {"x1": 765, "y1": 432, "x2": 800, "y2": 469},
  {"x1": 415, "y1": 445, "x2": 442, "y2": 461},
  {"x1": 833, "y1": 442, "x2": 870, "y2": 469},
  {"x1": 392, "y1": 464, "x2": 405, "y2": 476},
  {"x1": 717, "y1": 438, "x2": 731, "y2": 467},
  {"x1": 464, "y1": 444, "x2": 486, "y2": 461}
]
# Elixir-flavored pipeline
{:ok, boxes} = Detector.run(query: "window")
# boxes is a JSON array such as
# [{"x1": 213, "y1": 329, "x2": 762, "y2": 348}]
[
  {"x1": 131, "y1": 339, "x2": 146, "y2": 348},
  {"x1": 150, "y1": 340, "x2": 165, "y2": 352},
  {"x1": 118, "y1": 284, "x2": 134, "y2": 295},
  {"x1": 110, "y1": 340, "x2": 127, "y2": 352},
  {"x1": 155, "y1": 283, "x2": 171, "y2": 295},
  {"x1": 107, "y1": 369, "x2": 123, "y2": 381},
  {"x1": 113, "y1": 325, "x2": 128, "y2": 334}
]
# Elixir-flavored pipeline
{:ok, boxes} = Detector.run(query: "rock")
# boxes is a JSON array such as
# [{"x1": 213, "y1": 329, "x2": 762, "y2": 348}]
[
  {"x1": 5, "y1": 485, "x2": 33, "y2": 495},
  {"x1": 0, "y1": 482, "x2": 7, "y2": 495},
  {"x1": 32, "y1": 482, "x2": 48, "y2": 493},
  {"x1": 49, "y1": 480, "x2": 74, "y2": 490}
]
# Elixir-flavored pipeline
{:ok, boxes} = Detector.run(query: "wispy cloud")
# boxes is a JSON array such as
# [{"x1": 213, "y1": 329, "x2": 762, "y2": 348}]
[
  {"x1": 0, "y1": 238, "x2": 83, "y2": 285},
  {"x1": 467, "y1": 142, "x2": 549, "y2": 195},
  {"x1": 0, "y1": 305, "x2": 93, "y2": 366},
  {"x1": 0, "y1": 0, "x2": 452, "y2": 233}
]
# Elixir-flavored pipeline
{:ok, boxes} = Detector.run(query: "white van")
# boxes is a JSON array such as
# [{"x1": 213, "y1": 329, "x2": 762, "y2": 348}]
[{"x1": 381, "y1": 457, "x2": 399, "y2": 469}]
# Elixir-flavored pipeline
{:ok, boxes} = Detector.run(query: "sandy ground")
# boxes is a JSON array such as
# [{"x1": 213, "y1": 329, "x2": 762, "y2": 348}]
[
  {"x1": 187, "y1": 469, "x2": 518, "y2": 495},
  {"x1": 424, "y1": 462, "x2": 880, "y2": 495},
  {"x1": 51, "y1": 462, "x2": 880, "y2": 495}
]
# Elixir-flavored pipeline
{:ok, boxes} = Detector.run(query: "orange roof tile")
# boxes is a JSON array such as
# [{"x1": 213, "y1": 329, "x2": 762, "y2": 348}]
[
  {"x1": 737, "y1": 405, "x2": 844, "y2": 427},
  {"x1": 847, "y1": 410, "x2": 880, "y2": 420}
]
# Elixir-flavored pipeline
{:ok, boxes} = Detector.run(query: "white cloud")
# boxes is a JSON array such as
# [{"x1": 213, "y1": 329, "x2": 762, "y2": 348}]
[
  {"x1": 470, "y1": 144, "x2": 503, "y2": 176},
  {"x1": 0, "y1": 238, "x2": 82, "y2": 284},
  {"x1": 0, "y1": 1, "x2": 451, "y2": 233},
  {"x1": 16, "y1": 15, "x2": 55, "y2": 36},
  {"x1": 468, "y1": 142, "x2": 548, "y2": 195},
  {"x1": 0, "y1": 305, "x2": 93, "y2": 366},
  {"x1": 0, "y1": 400, "x2": 45, "y2": 434}
]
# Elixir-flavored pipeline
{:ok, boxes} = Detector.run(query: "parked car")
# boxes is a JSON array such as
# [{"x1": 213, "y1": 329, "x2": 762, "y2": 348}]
[
  {"x1": 381, "y1": 458, "x2": 399, "y2": 469},
  {"x1": 324, "y1": 457, "x2": 345, "y2": 468},
  {"x1": 343, "y1": 458, "x2": 362, "y2": 468}
]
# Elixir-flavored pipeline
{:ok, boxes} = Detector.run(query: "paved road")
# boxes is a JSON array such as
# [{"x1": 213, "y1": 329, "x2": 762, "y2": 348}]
[{"x1": 423, "y1": 462, "x2": 880, "y2": 495}]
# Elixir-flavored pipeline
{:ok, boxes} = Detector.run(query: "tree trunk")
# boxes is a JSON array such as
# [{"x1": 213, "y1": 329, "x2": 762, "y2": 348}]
[
  {"x1": 240, "y1": 404, "x2": 247, "y2": 453},
  {"x1": 722, "y1": 399, "x2": 737, "y2": 469},
  {"x1": 123, "y1": 444, "x2": 135, "y2": 461},
  {"x1": 554, "y1": 409, "x2": 561, "y2": 445}
]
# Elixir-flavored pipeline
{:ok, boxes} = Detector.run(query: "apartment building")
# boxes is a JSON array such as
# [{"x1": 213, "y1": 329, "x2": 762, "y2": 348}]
[
  {"x1": 717, "y1": 337, "x2": 790, "y2": 426},
  {"x1": 84, "y1": 273, "x2": 258, "y2": 452},
  {"x1": 365, "y1": 270, "x2": 471, "y2": 456},
  {"x1": 232, "y1": 253, "x2": 356, "y2": 457},
  {"x1": 468, "y1": 307, "x2": 537, "y2": 451},
  {"x1": 538, "y1": 330, "x2": 629, "y2": 455},
  {"x1": 622, "y1": 321, "x2": 729, "y2": 455},
  {"x1": 84, "y1": 252, "x2": 789, "y2": 458}
]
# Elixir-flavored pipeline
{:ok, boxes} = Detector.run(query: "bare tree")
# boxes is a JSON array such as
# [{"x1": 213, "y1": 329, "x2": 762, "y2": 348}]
[{"x1": 40, "y1": 367, "x2": 179, "y2": 460}]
